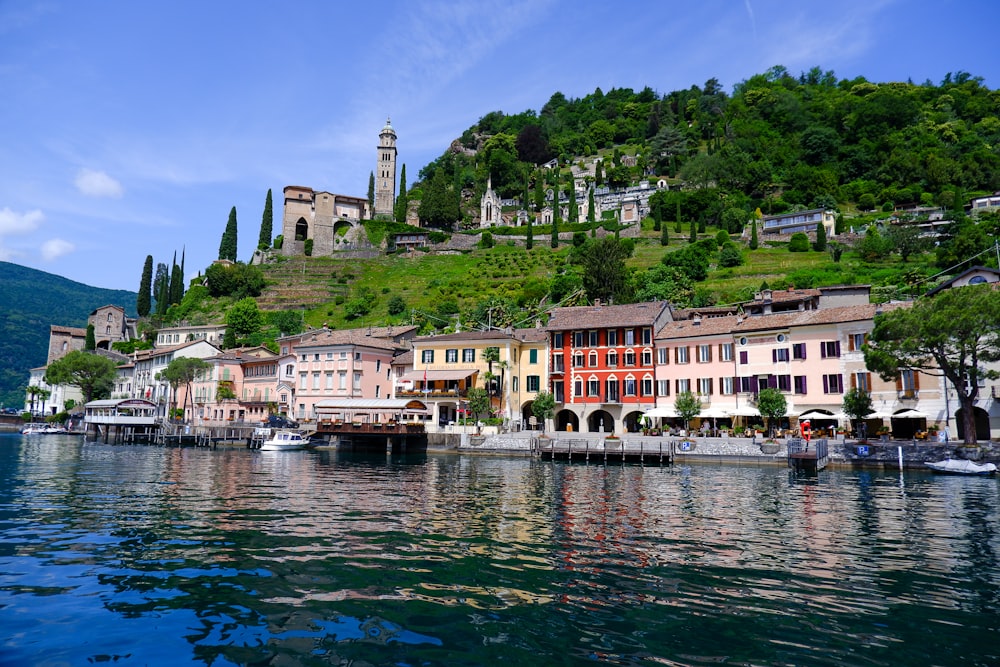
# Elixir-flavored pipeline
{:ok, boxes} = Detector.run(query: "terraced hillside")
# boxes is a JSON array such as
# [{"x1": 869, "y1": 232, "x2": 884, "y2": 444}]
[{"x1": 257, "y1": 256, "x2": 372, "y2": 312}]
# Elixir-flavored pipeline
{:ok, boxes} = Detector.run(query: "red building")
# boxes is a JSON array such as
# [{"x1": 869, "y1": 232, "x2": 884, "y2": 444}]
[{"x1": 545, "y1": 301, "x2": 672, "y2": 434}]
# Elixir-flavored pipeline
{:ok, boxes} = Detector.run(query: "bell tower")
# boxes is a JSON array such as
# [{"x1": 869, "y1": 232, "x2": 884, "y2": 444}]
[{"x1": 374, "y1": 117, "x2": 397, "y2": 218}]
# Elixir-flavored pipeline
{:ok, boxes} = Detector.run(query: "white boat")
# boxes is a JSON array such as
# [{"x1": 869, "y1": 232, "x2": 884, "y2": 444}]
[
  {"x1": 925, "y1": 458, "x2": 997, "y2": 475},
  {"x1": 21, "y1": 423, "x2": 69, "y2": 435},
  {"x1": 260, "y1": 430, "x2": 311, "y2": 451}
]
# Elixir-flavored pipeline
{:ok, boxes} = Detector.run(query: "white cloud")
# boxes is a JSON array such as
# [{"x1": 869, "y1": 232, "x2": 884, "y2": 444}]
[
  {"x1": 74, "y1": 168, "x2": 124, "y2": 198},
  {"x1": 40, "y1": 238, "x2": 75, "y2": 261},
  {"x1": 0, "y1": 207, "x2": 44, "y2": 235}
]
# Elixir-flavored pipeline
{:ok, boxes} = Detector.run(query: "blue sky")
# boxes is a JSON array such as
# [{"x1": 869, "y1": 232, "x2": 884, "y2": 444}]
[{"x1": 1, "y1": 0, "x2": 998, "y2": 290}]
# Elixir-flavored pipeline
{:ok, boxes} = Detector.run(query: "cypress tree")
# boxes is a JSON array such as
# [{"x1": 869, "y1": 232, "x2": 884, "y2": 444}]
[
  {"x1": 749, "y1": 220, "x2": 759, "y2": 250},
  {"x1": 219, "y1": 207, "x2": 238, "y2": 261},
  {"x1": 258, "y1": 189, "x2": 273, "y2": 249},
  {"x1": 568, "y1": 182, "x2": 578, "y2": 224},
  {"x1": 525, "y1": 215, "x2": 534, "y2": 250},
  {"x1": 137, "y1": 255, "x2": 153, "y2": 317},
  {"x1": 533, "y1": 173, "x2": 545, "y2": 212},
  {"x1": 595, "y1": 160, "x2": 603, "y2": 186},
  {"x1": 222, "y1": 327, "x2": 236, "y2": 350},
  {"x1": 367, "y1": 172, "x2": 375, "y2": 218},
  {"x1": 170, "y1": 260, "x2": 183, "y2": 306},
  {"x1": 153, "y1": 262, "x2": 170, "y2": 316},
  {"x1": 85, "y1": 323, "x2": 96, "y2": 350},
  {"x1": 587, "y1": 188, "x2": 595, "y2": 223},
  {"x1": 689, "y1": 218, "x2": 697, "y2": 243},
  {"x1": 660, "y1": 224, "x2": 669, "y2": 246},
  {"x1": 550, "y1": 184, "x2": 560, "y2": 248},
  {"x1": 814, "y1": 220, "x2": 828, "y2": 251}
]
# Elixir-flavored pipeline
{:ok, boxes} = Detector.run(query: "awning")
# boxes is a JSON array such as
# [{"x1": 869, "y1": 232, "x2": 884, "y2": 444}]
[
  {"x1": 798, "y1": 409, "x2": 845, "y2": 420},
  {"x1": 398, "y1": 369, "x2": 477, "y2": 383},
  {"x1": 892, "y1": 409, "x2": 927, "y2": 419},
  {"x1": 700, "y1": 407, "x2": 729, "y2": 419},
  {"x1": 727, "y1": 405, "x2": 759, "y2": 416},
  {"x1": 643, "y1": 406, "x2": 677, "y2": 419},
  {"x1": 315, "y1": 398, "x2": 428, "y2": 413}
]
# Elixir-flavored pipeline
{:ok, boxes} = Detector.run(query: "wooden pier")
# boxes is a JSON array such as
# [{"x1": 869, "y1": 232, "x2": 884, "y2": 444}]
[
  {"x1": 787, "y1": 438, "x2": 829, "y2": 473},
  {"x1": 535, "y1": 438, "x2": 673, "y2": 465}
]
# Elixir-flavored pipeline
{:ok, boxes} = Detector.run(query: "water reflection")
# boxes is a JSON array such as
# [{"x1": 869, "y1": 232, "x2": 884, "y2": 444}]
[{"x1": 0, "y1": 435, "x2": 998, "y2": 665}]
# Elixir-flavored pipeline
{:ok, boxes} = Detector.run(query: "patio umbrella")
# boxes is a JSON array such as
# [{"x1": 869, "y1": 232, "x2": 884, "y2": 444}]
[
  {"x1": 891, "y1": 409, "x2": 927, "y2": 419},
  {"x1": 798, "y1": 409, "x2": 845, "y2": 420}
]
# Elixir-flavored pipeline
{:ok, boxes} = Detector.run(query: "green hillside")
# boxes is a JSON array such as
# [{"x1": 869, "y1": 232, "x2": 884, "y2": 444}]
[{"x1": 0, "y1": 262, "x2": 137, "y2": 408}]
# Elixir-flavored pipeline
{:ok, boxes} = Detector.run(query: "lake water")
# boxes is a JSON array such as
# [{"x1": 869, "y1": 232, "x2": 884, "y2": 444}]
[{"x1": 1, "y1": 434, "x2": 998, "y2": 666}]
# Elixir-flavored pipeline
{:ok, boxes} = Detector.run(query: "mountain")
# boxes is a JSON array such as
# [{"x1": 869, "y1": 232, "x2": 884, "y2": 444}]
[{"x1": 0, "y1": 261, "x2": 137, "y2": 409}]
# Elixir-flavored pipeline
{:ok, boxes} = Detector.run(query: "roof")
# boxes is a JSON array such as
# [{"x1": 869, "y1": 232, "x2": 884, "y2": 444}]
[
  {"x1": 926, "y1": 266, "x2": 1000, "y2": 296},
  {"x1": 392, "y1": 349, "x2": 414, "y2": 365},
  {"x1": 50, "y1": 325, "x2": 86, "y2": 336},
  {"x1": 416, "y1": 329, "x2": 529, "y2": 344},
  {"x1": 294, "y1": 329, "x2": 400, "y2": 351},
  {"x1": 545, "y1": 301, "x2": 671, "y2": 332}
]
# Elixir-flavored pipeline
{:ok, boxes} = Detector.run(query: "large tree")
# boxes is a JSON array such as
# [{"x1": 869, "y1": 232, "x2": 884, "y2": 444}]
[
  {"x1": 153, "y1": 261, "x2": 170, "y2": 316},
  {"x1": 258, "y1": 189, "x2": 273, "y2": 250},
  {"x1": 756, "y1": 387, "x2": 788, "y2": 438},
  {"x1": 162, "y1": 357, "x2": 210, "y2": 422},
  {"x1": 219, "y1": 206, "x2": 238, "y2": 261},
  {"x1": 394, "y1": 165, "x2": 408, "y2": 223},
  {"x1": 44, "y1": 351, "x2": 117, "y2": 404},
  {"x1": 137, "y1": 255, "x2": 153, "y2": 317},
  {"x1": 865, "y1": 285, "x2": 1000, "y2": 444},
  {"x1": 577, "y1": 236, "x2": 633, "y2": 304},
  {"x1": 225, "y1": 297, "x2": 265, "y2": 343}
]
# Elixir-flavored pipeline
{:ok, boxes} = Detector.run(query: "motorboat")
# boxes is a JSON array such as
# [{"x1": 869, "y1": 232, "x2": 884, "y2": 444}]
[
  {"x1": 925, "y1": 458, "x2": 997, "y2": 475},
  {"x1": 21, "y1": 423, "x2": 69, "y2": 435},
  {"x1": 260, "y1": 430, "x2": 311, "y2": 451}
]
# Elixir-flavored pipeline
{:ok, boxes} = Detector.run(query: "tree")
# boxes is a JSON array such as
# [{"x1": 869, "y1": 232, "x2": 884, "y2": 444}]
[
  {"x1": 418, "y1": 168, "x2": 459, "y2": 227},
  {"x1": 577, "y1": 236, "x2": 632, "y2": 303},
  {"x1": 219, "y1": 206, "x2": 238, "y2": 261},
  {"x1": 567, "y1": 182, "x2": 578, "y2": 223},
  {"x1": 137, "y1": 255, "x2": 153, "y2": 317},
  {"x1": 674, "y1": 391, "x2": 701, "y2": 432},
  {"x1": 85, "y1": 323, "x2": 96, "y2": 351},
  {"x1": 169, "y1": 252, "x2": 184, "y2": 306},
  {"x1": 587, "y1": 188, "x2": 596, "y2": 223},
  {"x1": 153, "y1": 261, "x2": 170, "y2": 316},
  {"x1": 865, "y1": 285, "x2": 1000, "y2": 444},
  {"x1": 387, "y1": 295, "x2": 407, "y2": 316},
  {"x1": 35, "y1": 386, "x2": 51, "y2": 416},
  {"x1": 813, "y1": 220, "x2": 828, "y2": 252},
  {"x1": 162, "y1": 357, "x2": 210, "y2": 422},
  {"x1": 44, "y1": 351, "x2": 117, "y2": 404},
  {"x1": 533, "y1": 172, "x2": 545, "y2": 212},
  {"x1": 756, "y1": 387, "x2": 787, "y2": 437},
  {"x1": 367, "y1": 171, "x2": 375, "y2": 218},
  {"x1": 886, "y1": 224, "x2": 927, "y2": 262},
  {"x1": 258, "y1": 189, "x2": 273, "y2": 249},
  {"x1": 225, "y1": 298, "x2": 265, "y2": 343},
  {"x1": 394, "y1": 165, "x2": 408, "y2": 223},
  {"x1": 26, "y1": 385, "x2": 46, "y2": 416},
  {"x1": 531, "y1": 391, "x2": 555, "y2": 432},
  {"x1": 749, "y1": 219, "x2": 759, "y2": 250},
  {"x1": 550, "y1": 184, "x2": 560, "y2": 248},
  {"x1": 466, "y1": 387, "x2": 490, "y2": 422},
  {"x1": 525, "y1": 215, "x2": 534, "y2": 250},
  {"x1": 842, "y1": 387, "x2": 874, "y2": 439},
  {"x1": 660, "y1": 224, "x2": 669, "y2": 246},
  {"x1": 788, "y1": 232, "x2": 810, "y2": 252}
]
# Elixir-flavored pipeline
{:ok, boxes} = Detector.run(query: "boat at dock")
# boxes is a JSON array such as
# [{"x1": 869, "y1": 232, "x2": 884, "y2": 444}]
[
  {"x1": 925, "y1": 458, "x2": 997, "y2": 475},
  {"x1": 260, "y1": 430, "x2": 312, "y2": 451},
  {"x1": 20, "y1": 423, "x2": 69, "y2": 435}
]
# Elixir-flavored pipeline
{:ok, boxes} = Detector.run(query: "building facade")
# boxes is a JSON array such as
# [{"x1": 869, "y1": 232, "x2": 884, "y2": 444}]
[{"x1": 374, "y1": 117, "x2": 397, "y2": 218}]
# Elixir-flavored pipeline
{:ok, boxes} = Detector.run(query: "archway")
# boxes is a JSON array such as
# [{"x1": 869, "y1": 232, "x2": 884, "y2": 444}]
[
  {"x1": 294, "y1": 217, "x2": 309, "y2": 241},
  {"x1": 555, "y1": 409, "x2": 579, "y2": 432},
  {"x1": 623, "y1": 410, "x2": 645, "y2": 433},
  {"x1": 587, "y1": 410, "x2": 614, "y2": 433},
  {"x1": 955, "y1": 406, "x2": 991, "y2": 442},
  {"x1": 521, "y1": 401, "x2": 537, "y2": 430}
]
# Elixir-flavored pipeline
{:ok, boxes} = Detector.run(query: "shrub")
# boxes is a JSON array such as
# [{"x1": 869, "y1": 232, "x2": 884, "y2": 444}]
[
  {"x1": 273, "y1": 234, "x2": 283, "y2": 249},
  {"x1": 387, "y1": 295, "x2": 407, "y2": 315},
  {"x1": 788, "y1": 232, "x2": 811, "y2": 252},
  {"x1": 304, "y1": 239, "x2": 314, "y2": 256}
]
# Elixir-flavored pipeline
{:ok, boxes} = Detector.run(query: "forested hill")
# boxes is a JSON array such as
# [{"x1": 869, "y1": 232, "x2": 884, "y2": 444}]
[
  {"x1": 417, "y1": 67, "x2": 999, "y2": 215},
  {"x1": 0, "y1": 261, "x2": 136, "y2": 408}
]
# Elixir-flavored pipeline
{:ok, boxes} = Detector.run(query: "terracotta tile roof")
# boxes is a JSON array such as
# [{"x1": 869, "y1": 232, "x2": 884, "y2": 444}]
[
  {"x1": 416, "y1": 327, "x2": 545, "y2": 344},
  {"x1": 294, "y1": 329, "x2": 400, "y2": 351},
  {"x1": 392, "y1": 349, "x2": 414, "y2": 365},
  {"x1": 545, "y1": 301, "x2": 671, "y2": 331},
  {"x1": 50, "y1": 325, "x2": 86, "y2": 336}
]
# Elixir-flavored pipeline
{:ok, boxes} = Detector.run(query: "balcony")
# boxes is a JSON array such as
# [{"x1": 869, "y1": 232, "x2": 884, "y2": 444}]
[
  {"x1": 897, "y1": 389, "x2": 918, "y2": 400},
  {"x1": 396, "y1": 388, "x2": 468, "y2": 399}
]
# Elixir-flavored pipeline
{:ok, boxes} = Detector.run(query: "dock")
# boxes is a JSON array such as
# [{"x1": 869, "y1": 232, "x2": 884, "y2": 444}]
[
  {"x1": 534, "y1": 437, "x2": 673, "y2": 465},
  {"x1": 787, "y1": 437, "x2": 829, "y2": 472}
]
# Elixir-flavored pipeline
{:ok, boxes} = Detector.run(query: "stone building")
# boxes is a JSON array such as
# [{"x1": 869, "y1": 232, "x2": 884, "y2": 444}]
[{"x1": 374, "y1": 118, "x2": 397, "y2": 218}]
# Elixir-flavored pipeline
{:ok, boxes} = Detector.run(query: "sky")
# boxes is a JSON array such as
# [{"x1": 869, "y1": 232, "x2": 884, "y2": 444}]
[{"x1": 1, "y1": 0, "x2": 998, "y2": 291}]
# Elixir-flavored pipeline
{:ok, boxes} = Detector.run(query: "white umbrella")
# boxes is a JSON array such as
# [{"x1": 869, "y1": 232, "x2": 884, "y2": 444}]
[
  {"x1": 727, "y1": 405, "x2": 759, "y2": 417},
  {"x1": 643, "y1": 406, "x2": 677, "y2": 418},
  {"x1": 798, "y1": 409, "x2": 845, "y2": 420},
  {"x1": 892, "y1": 409, "x2": 927, "y2": 419}
]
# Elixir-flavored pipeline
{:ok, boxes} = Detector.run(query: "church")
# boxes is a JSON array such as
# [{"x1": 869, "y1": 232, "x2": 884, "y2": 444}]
[{"x1": 279, "y1": 118, "x2": 397, "y2": 257}]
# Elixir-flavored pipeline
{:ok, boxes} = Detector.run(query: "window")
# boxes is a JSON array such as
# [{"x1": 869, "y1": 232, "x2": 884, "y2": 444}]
[
  {"x1": 624, "y1": 350, "x2": 636, "y2": 366},
  {"x1": 552, "y1": 353, "x2": 564, "y2": 373},
  {"x1": 106, "y1": 325, "x2": 111, "y2": 334},
  {"x1": 739, "y1": 350, "x2": 748, "y2": 365},
  {"x1": 107, "y1": 313, "x2": 112, "y2": 322},
  {"x1": 624, "y1": 378, "x2": 637, "y2": 396},
  {"x1": 512, "y1": 377, "x2": 518, "y2": 392},
  {"x1": 299, "y1": 372, "x2": 307, "y2": 390},
  {"x1": 698, "y1": 377, "x2": 713, "y2": 395},
  {"x1": 528, "y1": 349, "x2": 538, "y2": 364},
  {"x1": 720, "y1": 376, "x2": 735, "y2": 395},
  {"x1": 657, "y1": 348, "x2": 668, "y2": 364},
  {"x1": 773, "y1": 348, "x2": 789, "y2": 362},
  {"x1": 376, "y1": 359, "x2": 381, "y2": 372},
  {"x1": 606, "y1": 351, "x2": 618, "y2": 367},
  {"x1": 325, "y1": 372, "x2": 334, "y2": 389},
  {"x1": 421, "y1": 350, "x2": 435, "y2": 364},
  {"x1": 588, "y1": 351, "x2": 598, "y2": 367},
  {"x1": 676, "y1": 346, "x2": 690, "y2": 364},
  {"x1": 573, "y1": 352, "x2": 585, "y2": 367},
  {"x1": 852, "y1": 372, "x2": 872, "y2": 392},
  {"x1": 777, "y1": 374, "x2": 791, "y2": 392},
  {"x1": 285, "y1": 364, "x2": 294, "y2": 377},
  {"x1": 792, "y1": 343, "x2": 807, "y2": 360},
  {"x1": 527, "y1": 375, "x2": 540, "y2": 392},
  {"x1": 657, "y1": 379, "x2": 670, "y2": 396},
  {"x1": 446, "y1": 349, "x2": 458, "y2": 363},
  {"x1": 641, "y1": 377, "x2": 653, "y2": 396},
  {"x1": 554, "y1": 383, "x2": 564, "y2": 403},
  {"x1": 625, "y1": 329, "x2": 635, "y2": 345},
  {"x1": 312, "y1": 372, "x2": 321, "y2": 390},
  {"x1": 327, "y1": 352, "x2": 334, "y2": 360},
  {"x1": 573, "y1": 331, "x2": 585, "y2": 348},
  {"x1": 314, "y1": 354, "x2": 320, "y2": 361},
  {"x1": 573, "y1": 378, "x2": 583, "y2": 398},
  {"x1": 606, "y1": 378, "x2": 620, "y2": 402},
  {"x1": 849, "y1": 333, "x2": 867, "y2": 351},
  {"x1": 642, "y1": 328, "x2": 652, "y2": 345},
  {"x1": 640, "y1": 350, "x2": 651, "y2": 366},
  {"x1": 553, "y1": 333, "x2": 564, "y2": 348},
  {"x1": 820, "y1": 341, "x2": 841, "y2": 358},
  {"x1": 898, "y1": 369, "x2": 918, "y2": 398},
  {"x1": 587, "y1": 378, "x2": 599, "y2": 396},
  {"x1": 793, "y1": 375, "x2": 807, "y2": 394},
  {"x1": 340, "y1": 352, "x2": 348, "y2": 360},
  {"x1": 697, "y1": 345, "x2": 712, "y2": 363},
  {"x1": 719, "y1": 343, "x2": 733, "y2": 362},
  {"x1": 676, "y1": 378, "x2": 690, "y2": 394},
  {"x1": 355, "y1": 352, "x2": 362, "y2": 361},
  {"x1": 353, "y1": 372, "x2": 362, "y2": 390},
  {"x1": 607, "y1": 330, "x2": 618, "y2": 346},
  {"x1": 463, "y1": 348, "x2": 476, "y2": 363},
  {"x1": 589, "y1": 330, "x2": 599, "y2": 347},
  {"x1": 823, "y1": 374, "x2": 844, "y2": 394},
  {"x1": 375, "y1": 385, "x2": 381, "y2": 398},
  {"x1": 339, "y1": 371, "x2": 347, "y2": 390}
]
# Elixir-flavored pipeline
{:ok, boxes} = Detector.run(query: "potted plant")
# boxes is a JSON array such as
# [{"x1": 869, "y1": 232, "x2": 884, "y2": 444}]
[{"x1": 759, "y1": 439, "x2": 781, "y2": 455}]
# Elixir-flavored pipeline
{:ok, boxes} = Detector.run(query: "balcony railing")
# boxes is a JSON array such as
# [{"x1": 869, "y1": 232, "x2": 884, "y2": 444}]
[{"x1": 396, "y1": 389, "x2": 468, "y2": 398}]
